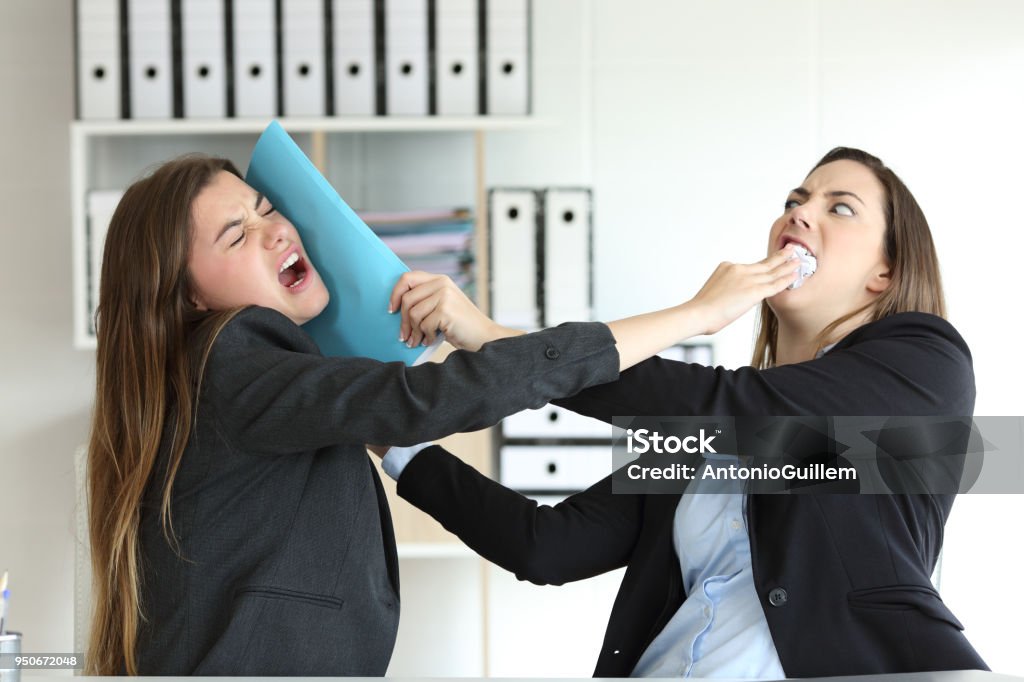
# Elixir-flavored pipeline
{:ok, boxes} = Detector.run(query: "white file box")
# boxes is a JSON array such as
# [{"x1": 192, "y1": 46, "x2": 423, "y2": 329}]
[
  {"x1": 76, "y1": 0, "x2": 122, "y2": 120},
  {"x1": 435, "y1": 0, "x2": 479, "y2": 115},
  {"x1": 541, "y1": 188, "x2": 592, "y2": 326},
  {"x1": 281, "y1": 0, "x2": 327, "y2": 116},
  {"x1": 182, "y1": 0, "x2": 227, "y2": 118},
  {"x1": 489, "y1": 188, "x2": 540, "y2": 329},
  {"x1": 128, "y1": 0, "x2": 173, "y2": 118}
]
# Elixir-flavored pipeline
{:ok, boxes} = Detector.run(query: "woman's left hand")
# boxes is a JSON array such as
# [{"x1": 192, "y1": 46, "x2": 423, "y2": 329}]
[{"x1": 388, "y1": 271, "x2": 519, "y2": 351}]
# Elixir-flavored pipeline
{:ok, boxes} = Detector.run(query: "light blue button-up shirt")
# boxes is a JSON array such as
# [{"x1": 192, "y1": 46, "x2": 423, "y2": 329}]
[
  {"x1": 630, "y1": 453, "x2": 785, "y2": 678},
  {"x1": 384, "y1": 447, "x2": 787, "y2": 679},
  {"x1": 631, "y1": 344, "x2": 843, "y2": 678}
]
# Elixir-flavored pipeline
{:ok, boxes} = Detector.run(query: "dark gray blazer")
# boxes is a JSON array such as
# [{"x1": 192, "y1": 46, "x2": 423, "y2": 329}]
[
  {"x1": 135, "y1": 305, "x2": 619, "y2": 675},
  {"x1": 398, "y1": 312, "x2": 987, "y2": 677}
]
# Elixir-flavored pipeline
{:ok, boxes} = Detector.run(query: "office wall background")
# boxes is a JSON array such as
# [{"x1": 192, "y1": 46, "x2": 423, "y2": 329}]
[
  {"x1": 1, "y1": 0, "x2": 1021, "y2": 675},
  {"x1": 0, "y1": 0, "x2": 86, "y2": 663}
]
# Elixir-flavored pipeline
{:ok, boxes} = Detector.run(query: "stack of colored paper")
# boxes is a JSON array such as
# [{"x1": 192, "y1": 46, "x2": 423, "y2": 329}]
[{"x1": 359, "y1": 208, "x2": 476, "y2": 300}]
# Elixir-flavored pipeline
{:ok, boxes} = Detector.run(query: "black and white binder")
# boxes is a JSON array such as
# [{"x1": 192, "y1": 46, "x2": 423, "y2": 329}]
[
  {"x1": 181, "y1": 0, "x2": 227, "y2": 118},
  {"x1": 489, "y1": 188, "x2": 540, "y2": 329},
  {"x1": 281, "y1": 0, "x2": 327, "y2": 116},
  {"x1": 540, "y1": 188, "x2": 592, "y2": 326},
  {"x1": 434, "y1": 0, "x2": 478, "y2": 115},
  {"x1": 76, "y1": 0, "x2": 122, "y2": 119},
  {"x1": 231, "y1": 0, "x2": 278, "y2": 117},
  {"x1": 383, "y1": 0, "x2": 429, "y2": 115},
  {"x1": 484, "y1": 0, "x2": 529, "y2": 115},
  {"x1": 332, "y1": 0, "x2": 377, "y2": 115},
  {"x1": 127, "y1": 0, "x2": 174, "y2": 118}
]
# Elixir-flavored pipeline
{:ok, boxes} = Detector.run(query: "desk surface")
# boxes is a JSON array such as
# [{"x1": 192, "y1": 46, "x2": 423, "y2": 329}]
[{"x1": 20, "y1": 670, "x2": 1024, "y2": 681}]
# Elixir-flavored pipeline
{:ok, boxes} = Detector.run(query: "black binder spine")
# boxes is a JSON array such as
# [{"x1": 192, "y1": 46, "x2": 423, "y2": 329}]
[
  {"x1": 324, "y1": 0, "x2": 335, "y2": 116},
  {"x1": 224, "y1": 0, "x2": 235, "y2": 117},
  {"x1": 476, "y1": 0, "x2": 486, "y2": 114},
  {"x1": 426, "y1": 0, "x2": 437, "y2": 115},
  {"x1": 274, "y1": 0, "x2": 284, "y2": 115},
  {"x1": 374, "y1": 0, "x2": 387, "y2": 115},
  {"x1": 119, "y1": 0, "x2": 131, "y2": 118},
  {"x1": 170, "y1": 0, "x2": 184, "y2": 118},
  {"x1": 533, "y1": 187, "x2": 545, "y2": 326}
]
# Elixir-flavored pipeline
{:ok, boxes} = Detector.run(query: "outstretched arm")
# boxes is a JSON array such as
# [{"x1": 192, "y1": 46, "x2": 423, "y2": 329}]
[
  {"x1": 389, "y1": 245, "x2": 802, "y2": 372},
  {"x1": 385, "y1": 445, "x2": 643, "y2": 586}
]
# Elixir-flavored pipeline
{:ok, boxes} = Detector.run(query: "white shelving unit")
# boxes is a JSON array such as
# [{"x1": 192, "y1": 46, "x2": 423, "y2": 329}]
[{"x1": 69, "y1": 116, "x2": 549, "y2": 349}]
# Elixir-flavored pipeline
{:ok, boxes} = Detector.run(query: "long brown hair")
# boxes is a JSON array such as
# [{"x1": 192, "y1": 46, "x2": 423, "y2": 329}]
[
  {"x1": 86, "y1": 155, "x2": 244, "y2": 674},
  {"x1": 751, "y1": 147, "x2": 946, "y2": 368}
]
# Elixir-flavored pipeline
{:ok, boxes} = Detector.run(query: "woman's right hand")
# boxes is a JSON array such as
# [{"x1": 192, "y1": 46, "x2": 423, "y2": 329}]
[
  {"x1": 389, "y1": 271, "x2": 523, "y2": 351},
  {"x1": 604, "y1": 245, "x2": 800, "y2": 371},
  {"x1": 687, "y1": 245, "x2": 800, "y2": 335}
]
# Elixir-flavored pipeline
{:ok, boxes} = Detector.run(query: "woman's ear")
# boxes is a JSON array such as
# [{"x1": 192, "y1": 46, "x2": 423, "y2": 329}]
[
  {"x1": 867, "y1": 267, "x2": 892, "y2": 295},
  {"x1": 190, "y1": 292, "x2": 209, "y2": 312}
]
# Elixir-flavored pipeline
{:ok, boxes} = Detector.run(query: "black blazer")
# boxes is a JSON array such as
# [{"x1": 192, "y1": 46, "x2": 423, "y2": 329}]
[
  {"x1": 398, "y1": 312, "x2": 989, "y2": 678},
  {"x1": 135, "y1": 306, "x2": 619, "y2": 675}
]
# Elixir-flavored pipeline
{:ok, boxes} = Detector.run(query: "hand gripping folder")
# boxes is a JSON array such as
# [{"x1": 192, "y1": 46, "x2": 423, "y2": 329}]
[{"x1": 246, "y1": 121, "x2": 441, "y2": 365}]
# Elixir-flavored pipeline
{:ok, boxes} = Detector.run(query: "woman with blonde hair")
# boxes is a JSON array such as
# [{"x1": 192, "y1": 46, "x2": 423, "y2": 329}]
[
  {"x1": 383, "y1": 147, "x2": 989, "y2": 678},
  {"x1": 85, "y1": 154, "x2": 800, "y2": 675}
]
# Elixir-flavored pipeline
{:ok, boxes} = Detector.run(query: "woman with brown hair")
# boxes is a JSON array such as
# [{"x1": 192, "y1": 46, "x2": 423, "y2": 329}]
[
  {"x1": 85, "y1": 155, "x2": 800, "y2": 675},
  {"x1": 382, "y1": 147, "x2": 989, "y2": 677}
]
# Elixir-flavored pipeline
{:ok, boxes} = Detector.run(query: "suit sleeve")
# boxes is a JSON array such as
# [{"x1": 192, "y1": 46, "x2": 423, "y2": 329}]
[
  {"x1": 554, "y1": 314, "x2": 975, "y2": 419},
  {"x1": 203, "y1": 307, "x2": 620, "y2": 454},
  {"x1": 397, "y1": 445, "x2": 642, "y2": 586}
]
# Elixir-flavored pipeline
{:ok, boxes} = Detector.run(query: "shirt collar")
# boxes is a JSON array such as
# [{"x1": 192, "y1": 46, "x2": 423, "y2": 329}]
[{"x1": 815, "y1": 342, "x2": 838, "y2": 359}]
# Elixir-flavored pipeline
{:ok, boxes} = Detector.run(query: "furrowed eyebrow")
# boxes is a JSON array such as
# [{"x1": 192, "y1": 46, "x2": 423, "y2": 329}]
[
  {"x1": 825, "y1": 190, "x2": 865, "y2": 206},
  {"x1": 787, "y1": 187, "x2": 865, "y2": 207},
  {"x1": 215, "y1": 218, "x2": 243, "y2": 243},
  {"x1": 214, "y1": 192, "x2": 264, "y2": 244}
]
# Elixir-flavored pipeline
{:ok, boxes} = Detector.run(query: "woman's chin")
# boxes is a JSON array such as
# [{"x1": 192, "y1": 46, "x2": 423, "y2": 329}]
[
  {"x1": 300, "y1": 284, "x2": 331, "y2": 324},
  {"x1": 766, "y1": 286, "x2": 806, "y2": 313}
]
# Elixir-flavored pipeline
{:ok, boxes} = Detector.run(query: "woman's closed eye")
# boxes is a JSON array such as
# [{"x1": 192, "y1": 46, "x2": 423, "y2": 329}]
[{"x1": 229, "y1": 226, "x2": 246, "y2": 247}]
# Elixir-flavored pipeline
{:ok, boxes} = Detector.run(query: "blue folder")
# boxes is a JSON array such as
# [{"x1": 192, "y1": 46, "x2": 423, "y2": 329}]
[{"x1": 246, "y1": 121, "x2": 439, "y2": 365}]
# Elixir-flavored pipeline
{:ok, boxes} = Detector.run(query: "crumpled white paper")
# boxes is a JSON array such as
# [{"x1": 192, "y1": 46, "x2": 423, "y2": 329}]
[{"x1": 787, "y1": 245, "x2": 817, "y2": 290}]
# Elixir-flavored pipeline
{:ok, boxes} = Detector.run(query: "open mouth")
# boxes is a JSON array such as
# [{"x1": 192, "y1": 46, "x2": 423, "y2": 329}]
[
  {"x1": 781, "y1": 236, "x2": 814, "y2": 257},
  {"x1": 278, "y1": 251, "x2": 309, "y2": 289}
]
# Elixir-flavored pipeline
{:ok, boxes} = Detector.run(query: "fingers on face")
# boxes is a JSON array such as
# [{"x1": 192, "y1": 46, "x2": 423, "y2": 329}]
[{"x1": 761, "y1": 244, "x2": 797, "y2": 270}]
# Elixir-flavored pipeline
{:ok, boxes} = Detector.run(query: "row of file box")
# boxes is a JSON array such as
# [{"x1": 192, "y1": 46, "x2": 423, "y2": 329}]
[
  {"x1": 76, "y1": 0, "x2": 531, "y2": 120},
  {"x1": 489, "y1": 187, "x2": 592, "y2": 330}
]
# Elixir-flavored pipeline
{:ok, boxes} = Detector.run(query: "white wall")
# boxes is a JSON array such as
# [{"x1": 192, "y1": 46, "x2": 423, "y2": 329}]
[
  {"x1": 0, "y1": 0, "x2": 87, "y2": 659},
  {"x1": 2, "y1": 0, "x2": 1022, "y2": 676}
]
